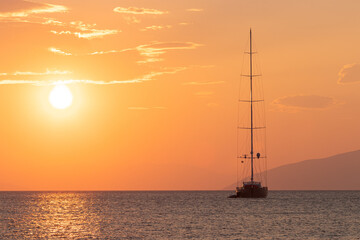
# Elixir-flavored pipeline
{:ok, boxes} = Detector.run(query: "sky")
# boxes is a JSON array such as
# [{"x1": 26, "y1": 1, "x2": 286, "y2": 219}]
[{"x1": 0, "y1": 0, "x2": 360, "y2": 190}]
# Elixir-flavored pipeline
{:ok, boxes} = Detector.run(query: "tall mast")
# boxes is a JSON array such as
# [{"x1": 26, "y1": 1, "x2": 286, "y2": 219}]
[{"x1": 250, "y1": 28, "x2": 254, "y2": 182}]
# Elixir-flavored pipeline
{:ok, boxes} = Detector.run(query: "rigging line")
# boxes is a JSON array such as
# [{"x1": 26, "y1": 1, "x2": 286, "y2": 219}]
[
  {"x1": 256, "y1": 46, "x2": 267, "y2": 186},
  {"x1": 236, "y1": 58, "x2": 243, "y2": 189},
  {"x1": 236, "y1": 49, "x2": 242, "y2": 190},
  {"x1": 250, "y1": 28, "x2": 254, "y2": 182},
  {"x1": 237, "y1": 26, "x2": 250, "y2": 188},
  {"x1": 237, "y1": 158, "x2": 239, "y2": 188}
]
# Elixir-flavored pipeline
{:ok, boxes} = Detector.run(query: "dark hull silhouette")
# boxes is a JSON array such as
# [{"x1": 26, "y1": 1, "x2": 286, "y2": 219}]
[
  {"x1": 236, "y1": 186, "x2": 268, "y2": 198},
  {"x1": 229, "y1": 182, "x2": 268, "y2": 198}
]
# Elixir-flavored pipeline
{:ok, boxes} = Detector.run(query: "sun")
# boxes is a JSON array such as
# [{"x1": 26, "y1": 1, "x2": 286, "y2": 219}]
[{"x1": 49, "y1": 84, "x2": 73, "y2": 109}]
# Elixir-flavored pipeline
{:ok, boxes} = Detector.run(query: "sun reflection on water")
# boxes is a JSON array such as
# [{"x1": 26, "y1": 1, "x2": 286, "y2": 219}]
[
  {"x1": 5, "y1": 192, "x2": 101, "y2": 238},
  {"x1": 1, "y1": 191, "x2": 360, "y2": 239}
]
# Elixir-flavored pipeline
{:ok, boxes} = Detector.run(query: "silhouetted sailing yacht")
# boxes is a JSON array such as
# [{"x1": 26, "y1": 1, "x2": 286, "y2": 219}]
[{"x1": 229, "y1": 29, "x2": 268, "y2": 198}]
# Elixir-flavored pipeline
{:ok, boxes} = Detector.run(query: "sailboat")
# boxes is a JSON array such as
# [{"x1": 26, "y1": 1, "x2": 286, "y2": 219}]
[{"x1": 229, "y1": 29, "x2": 268, "y2": 198}]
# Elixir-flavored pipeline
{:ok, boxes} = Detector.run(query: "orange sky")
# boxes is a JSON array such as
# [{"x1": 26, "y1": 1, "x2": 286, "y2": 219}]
[{"x1": 1, "y1": 0, "x2": 360, "y2": 190}]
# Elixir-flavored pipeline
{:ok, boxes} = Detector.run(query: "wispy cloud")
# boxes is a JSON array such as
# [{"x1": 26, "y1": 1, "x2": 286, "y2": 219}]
[
  {"x1": 338, "y1": 63, "x2": 360, "y2": 84},
  {"x1": 122, "y1": 16, "x2": 141, "y2": 24},
  {"x1": 90, "y1": 49, "x2": 132, "y2": 55},
  {"x1": 0, "y1": 67, "x2": 187, "y2": 86},
  {"x1": 42, "y1": 18, "x2": 64, "y2": 26},
  {"x1": 49, "y1": 47, "x2": 72, "y2": 56},
  {"x1": 0, "y1": 69, "x2": 72, "y2": 76},
  {"x1": 137, "y1": 58, "x2": 164, "y2": 64},
  {"x1": 48, "y1": 47, "x2": 132, "y2": 56},
  {"x1": 141, "y1": 25, "x2": 172, "y2": 31},
  {"x1": 272, "y1": 94, "x2": 341, "y2": 112},
  {"x1": 48, "y1": 42, "x2": 202, "y2": 63},
  {"x1": 135, "y1": 42, "x2": 202, "y2": 64},
  {"x1": 114, "y1": 7, "x2": 168, "y2": 15},
  {"x1": 186, "y1": 9, "x2": 204, "y2": 12},
  {"x1": 136, "y1": 42, "x2": 203, "y2": 58},
  {"x1": 0, "y1": 2, "x2": 67, "y2": 19},
  {"x1": 50, "y1": 29, "x2": 120, "y2": 39},
  {"x1": 0, "y1": 6, "x2": 120, "y2": 40},
  {"x1": 47, "y1": 20, "x2": 120, "y2": 39},
  {"x1": 183, "y1": 81, "x2": 224, "y2": 86}
]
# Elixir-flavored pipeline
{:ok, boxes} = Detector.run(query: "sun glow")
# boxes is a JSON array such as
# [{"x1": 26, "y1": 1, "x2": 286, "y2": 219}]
[{"x1": 49, "y1": 84, "x2": 73, "y2": 109}]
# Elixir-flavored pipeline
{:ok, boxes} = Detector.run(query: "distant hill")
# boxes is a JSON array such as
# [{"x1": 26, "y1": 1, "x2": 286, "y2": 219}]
[{"x1": 225, "y1": 150, "x2": 360, "y2": 190}]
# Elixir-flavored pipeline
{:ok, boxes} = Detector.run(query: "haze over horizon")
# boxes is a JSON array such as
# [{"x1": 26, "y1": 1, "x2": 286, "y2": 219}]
[
  {"x1": 1, "y1": 0, "x2": 360, "y2": 190},
  {"x1": 226, "y1": 149, "x2": 360, "y2": 190}
]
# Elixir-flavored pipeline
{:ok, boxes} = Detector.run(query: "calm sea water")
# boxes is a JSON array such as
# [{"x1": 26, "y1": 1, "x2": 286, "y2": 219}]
[{"x1": 0, "y1": 191, "x2": 359, "y2": 239}]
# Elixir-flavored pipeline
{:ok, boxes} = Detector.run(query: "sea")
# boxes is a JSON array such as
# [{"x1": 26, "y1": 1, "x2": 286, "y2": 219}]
[{"x1": 0, "y1": 191, "x2": 359, "y2": 239}]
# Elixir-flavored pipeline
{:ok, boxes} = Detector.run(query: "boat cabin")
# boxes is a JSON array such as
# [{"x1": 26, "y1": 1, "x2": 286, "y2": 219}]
[{"x1": 243, "y1": 181, "x2": 262, "y2": 189}]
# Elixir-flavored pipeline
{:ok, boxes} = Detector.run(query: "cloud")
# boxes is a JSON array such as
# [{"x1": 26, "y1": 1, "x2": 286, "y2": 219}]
[
  {"x1": 183, "y1": 81, "x2": 224, "y2": 86},
  {"x1": 135, "y1": 42, "x2": 202, "y2": 63},
  {"x1": 48, "y1": 47, "x2": 132, "y2": 56},
  {"x1": 141, "y1": 25, "x2": 172, "y2": 31},
  {"x1": 123, "y1": 16, "x2": 141, "y2": 24},
  {"x1": 0, "y1": 1, "x2": 67, "y2": 19},
  {"x1": 0, "y1": 70, "x2": 72, "y2": 76},
  {"x1": 137, "y1": 58, "x2": 164, "y2": 64},
  {"x1": 186, "y1": 9, "x2": 204, "y2": 12},
  {"x1": 50, "y1": 29, "x2": 120, "y2": 39},
  {"x1": 136, "y1": 42, "x2": 203, "y2": 58},
  {"x1": 113, "y1": 7, "x2": 168, "y2": 15},
  {"x1": 338, "y1": 63, "x2": 360, "y2": 84},
  {"x1": 89, "y1": 49, "x2": 132, "y2": 55},
  {"x1": 0, "y1": 67, "x2": 187, "y2": 86},
  {"x1": 49, "y1": 47, "x2": 72, "y2": 56},
  {"x1": 0, "y1": 7, "x2": 120, "y2": 40},
  {"x1": 49, "y1": 42, "x2": 202, "y2": 63},
  {"x1": 0, "y1": 2, "x2": 119, "y2": 39},
  {"x1": 0, "y1": 79, "x2": 133, "y2": 86},
  {"x1": 48, "y1": 21, "x2": 120, "y2": 39},
  {"x1": 42, "y1": 18, "x2": 64, "y2": 26},
  {"x1": 272, "y1": 95, "x2": 340, "y2": 112}
]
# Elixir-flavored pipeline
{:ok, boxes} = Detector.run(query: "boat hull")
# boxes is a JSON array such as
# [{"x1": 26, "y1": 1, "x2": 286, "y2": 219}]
[{"x1": 236, "y1": 186, "x2": 268, "y2": 198}]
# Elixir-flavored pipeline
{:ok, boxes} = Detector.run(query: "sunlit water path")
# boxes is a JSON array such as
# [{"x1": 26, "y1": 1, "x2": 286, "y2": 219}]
[{"x1": 0, "y1": 191, "x2": 359, "y2": 239}]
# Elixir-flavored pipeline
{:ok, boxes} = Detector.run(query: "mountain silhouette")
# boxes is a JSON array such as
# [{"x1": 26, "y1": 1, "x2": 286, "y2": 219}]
[{"x1": 225, "y1": 150, "x2": 360, "y2": 190}]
